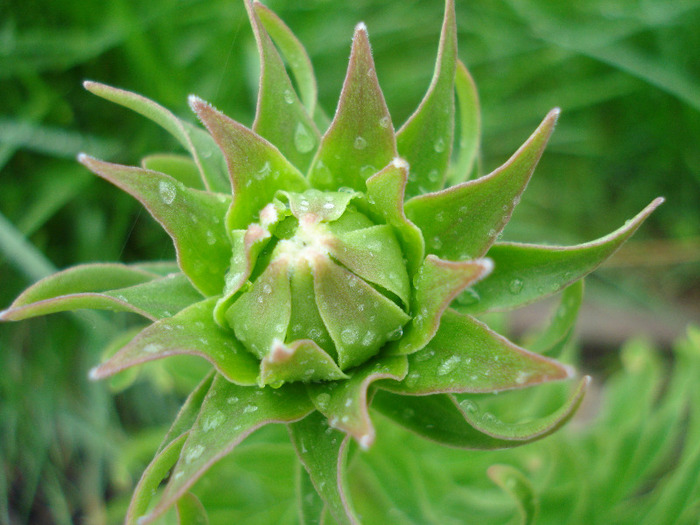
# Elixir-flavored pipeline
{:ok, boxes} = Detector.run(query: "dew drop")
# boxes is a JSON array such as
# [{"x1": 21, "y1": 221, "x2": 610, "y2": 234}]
[
  {"x1": 387, "y1": 326, "x2": 404, "y2": 341},
  {"x1": 185, "y1": 444, "x2": 205, "y2": 464},
  {"x1": 283, "y1": 89, "x2": 295, "y2": 104},
  {"x1": 294, "y1": 122, "x2": 316, "y2": 153},
  {"x1": 428, "y1": 169, "x2": 439, "y2": 183},
  {"x1": 414, "y1": 349, "x2": 435, "y2": 362},
  {"x1": 227, "y1": 396, "x2": 239, "y2": 404},
  {"x1": 202, "y1": 410, "x2": 225, "y2": 431},
  {"x1": 459, "y1": 399, "x2": 479, "y2": 415},
  {"x1": 379, "y1": 116, "x2": 390, "y2": 128},
  {"x1": 243, "y1": 404, "x2": 258, "y2": 414},
  {"x1": 143, "y1": 343, "x2": 161, "y2": 354},
  {"x1": 437, "y1": 355, "x2": 461, "y2": 376},
  {"x1": 206, "y1": 230, "x2": 217, "y2": 245},
  {"x1": 508, "y1": 278, "x2": 524, "y2": 295},
  {"x1": 316, "y1": 393, "x2": 331, "y2": 410},
  {"x1": 340, "y1": 328, "x2": 359, "y2": 345},
  {"x1": 354, "y1": 136, "x2": 367, "y2": 150},
  {"x1": 361, "y1": 331, "x2": 375, "y2": 347},
  {"x1": 262, "y1": 283, "x2": 273, "y2": 294},
  {"x1": 433, "y1": 137, "x2": 446, "y2": 152},
  {"x1": 158, "y1": 181, "x2": 176, "y2": 205}
]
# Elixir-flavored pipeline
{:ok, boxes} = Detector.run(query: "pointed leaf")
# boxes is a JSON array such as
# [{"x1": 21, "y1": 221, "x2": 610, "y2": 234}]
[
  {"x1": 78, "y1": 155, "x2": 231, "y2": 296},
  {"x1": 176, "y1": 493, "x2": 209, "y2": 525},
  {"x1": 260, "y1": 339, "x2": 348, "y2": 386},
  {"x1": 89, "y1": 298, "x2": 260, "y2": 386},
  {"x1": 159, "y1": 371, "x2": 216, "y2": 454},
  {"x1": 0, "y1": 265, "x2": 201, "y2": 321},
  {"x1": 126, "y1": 433, "x2": 188, "y2": 525},
  {"x1": 327, "y1": 225, "x2": 411, "y2": 308},
  {"x1": 488, "y1": 464, "x2": 538, "y2": 525},
  {"x1": 372, "y1": 376, "x2": 589, "y2": 449},
  {"x1": 458, "y1": 198, "x2": 664, "y2": 313},
  {"x1": 398, "y1": 0, "x2": 457, "y2": 197},
  {"x1": 288, "y1": 412, "x2": 358, "y2": 525},
  {"x1": 306, "y1": 355, "x2": 408, "y2": 448},
  {"x1": 142, "y1": 376, "x2": 314, "y2": 523},
  {"x1": 282, "y1": 189, "x2": 357, "y2": 223},
  {"x1": 312, "y1": 257, "x2": 410, "y2": 370},
  {"x1": 383, "y1": 309, "x2": 573, "y2": 395},
  {"x1": 296, "y1": 462, "x2": 325, "y2": 525},
  {"x1": 254, "y1": 2, "x2": 318, "y2": 116},
  {"x1": 83, "y1": 81, "x2": 229, "y2": 192},
  {"x1": 393, "y1": 255, "x2": 492, "y2": 355},
  {"x1": 365, "y1": 159, "x2": 425, "y2": 276},
  {"x1": 246, "y1": 0, "x2": 320, "y2": 172},
  {"x1": 189, "y1": 97, "x2": 308, "y2": 231},
  {"x1": 449, "y1": 60, "x2": 481, "y2": 184},
  {"x1": 404, "y1": 109, "x2": 560, "y2": 260},
  {"x1": 141, "y1": 154, "x2": 205, "y2": 190},
  {"x1": 308, "y1": 24, "x2": 397, "y2": 191},
  {"x1": 227, "y1": 257, "x2": 292, "y2": 360},
  {"x1": 529, "y1": 279, "x2": 584, "y2": 355}
]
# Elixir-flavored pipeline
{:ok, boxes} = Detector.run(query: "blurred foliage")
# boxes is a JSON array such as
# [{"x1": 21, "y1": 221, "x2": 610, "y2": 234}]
[{"x1": 0, "y1": 0, "x2": 698, "y2": 523}]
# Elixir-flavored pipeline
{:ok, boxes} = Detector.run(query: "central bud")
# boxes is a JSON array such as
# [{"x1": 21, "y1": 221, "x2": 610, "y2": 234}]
[{"x1": 217, "y1": 189, "x2": 411, "y2": 386}]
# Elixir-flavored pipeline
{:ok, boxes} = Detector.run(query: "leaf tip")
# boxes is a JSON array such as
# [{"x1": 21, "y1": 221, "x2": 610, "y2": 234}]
[
  {"x1": 391, "y1": 157, "x2": 409, "y2": 170},
  {"x1": 354, "y1": 21, "x2": 368, "y2": 35},
  {"x1": 187, "y1": 94, "x2": 208, "y2": 113},
  {"x1": 0, "y1": 308, "x2": 10, "y2": 321},
  {"x1": 88, "y1": 365, "x2": 103, "y2": 381},
  {"x1": 358, "y1": 433, "x2": 373, "y2": 450}
]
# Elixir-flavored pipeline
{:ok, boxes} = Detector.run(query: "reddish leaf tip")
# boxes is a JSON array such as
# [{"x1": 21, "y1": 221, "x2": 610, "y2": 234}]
[
  {"x1": 391, "y1": 157, "x2": 409, "y2": 170},
  {"x1": 88, "y1": 366, "x2": 102, "y2": 381},
  {"x1": 354, "y1": 21, "x2": 368, "y2": 34},
  {"x1": 358, "y1": 434, "x2": 373, "y2": 450},
  {"x1": 77, "y1": 152, "x2": 90, "y2": 164},
  {"x1": 187, "y1": 94, "x2": 208, "y2": 113},
  {"x1": 82, "y1": 80, "x2": 96, "y2": 90},
  {"x1": 0, "y1": 309, "x2": 10, "y2": 321}
]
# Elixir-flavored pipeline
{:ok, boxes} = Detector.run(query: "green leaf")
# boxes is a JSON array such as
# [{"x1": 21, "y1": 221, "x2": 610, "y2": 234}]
[
  {"x1": 296, "y1": 463, "x2": 325, "y2": 525},
  {"x1": 126, "y1": 433, "x2": 188, "y2": 525},
  {"x1": 83, "y1": 81, "x2": 229, "y2": 193},
  {"x1": 189, "y1": 97, "x2": 308, "y2": 231},
  {"x1": 312, "y1": 257, "x2": 410, "y2": 370},
  {"x1": 487, "y1": 464, "x2": 538, "y2": 525},
  {"x1": 141, "y1": 376, "x2": 314, "y2": 523},
  {"x1": 393, "y1": 255, "x2": 492, "y2": 355},
  {"x1": 260, "y1": 339, "x2": 348, "y2": 387},
  {"x1": 397, "y1": 0, "x2": 457, "y2": 197},
  {"x1": 365, "y1": 159, "x2": 425, "y2": 277},
  {"x1": 306, "y1": 355, "x2": 408, "y2": 447},
  {"x1": 404, "y1": 109, "x2": 559, "y2": 260},
  {"x1": 89, "y1": 298, "x2": 260, "y2": 386},
  {"x1": 158, "y1": 371, "x2": 216, "y2": 454},
  {"x1": 176, "y1": 492, "x2": 209, "y2": 525},
  {"x1": 308, "y1": 23, "x2": 397, "y2": 191},
  {"x1": 281, "y1": 189, "x2": 357, "y2": 223},
  {"x1": 254, "y1": 2, "x2": 318, "y2": 116},
  {"x1": 383, "y1": 309, "x2": 573, "y2": 395},
  {"x1": 457, "y1": 197, "x2": 664, "y2": 313},
  {"x1": 449, "y1": 60, "x2": 481, "y2": 184},
  {"x1": 372, "y1": 376, "x2": 589, "y2": 449},
  {"x1": 78, "y1": 155, "x2": 232, "y2": 296},
  {"x1": 288, "y1": 412, "x2": 357, "y2": 525},
  {"x1": 529, "y1": 280, "x2": 584, "y2": 356},
  {"x1": 141, "y1": 154, "x2": 205, "y2": 191},
  {"x1": 245, "y1": 0, "x2": 320, "y2": 172}
]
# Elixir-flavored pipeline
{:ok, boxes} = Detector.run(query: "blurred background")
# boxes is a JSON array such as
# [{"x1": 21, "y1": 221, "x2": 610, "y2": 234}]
[{"x1": 1, "y1": 0, "x2": 698, "y2": 523}]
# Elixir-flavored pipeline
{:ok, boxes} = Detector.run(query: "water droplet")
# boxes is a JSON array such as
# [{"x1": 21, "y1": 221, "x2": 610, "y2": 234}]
[
  {"x1": 434, "y1": 137, "x2": 446, "y2": 152},
  {"x1": 360, "y1": 164, "x2": 376, "y2": 178},
  {"x1": 379, "y1": 116, "x2": 390, "y2": 128},
  {"x1": 294, "y1": 122, "x2": 315, "y2": 153},
  {"x1": 414, "y1": 349, "x2": 435, "y2": 362},
  {"x1": 515, "y1": 371, "x2": 529, "y2": 385},
  {"x1": 283, "y1": 89, "x2": 295, "y2": 104},
  {"x1": 509, "y1": 278, "x2": 524, "y2": 295},
  {"x1": 340, "y1": 328, "x2": 359, "y2": 345},
  {"x1": 354, "y1": 136, "x2": 367, "y2": 150},
  {"x1": 262, "y1": 283, "x2": 272, "y2": 294},
  {"x1": 435, "y1": 211, "x2": 445, "y2": 222},
  {"x1": 406, "y1": 371, "x2": 421, "y2": 387},
  {"x1": 227, "y1": 396, "x2": 239, "y2": 404},
  {"x1": 387, "y1": 326, "x2": 404, "y2": 341},
  {"x1": 459, "y1": 399, "x2": 478, "y2": 415},
  {"x1": 437, "y1": 355, "x2": 461, "y2": 376},
  {"x1": 143, "y1": 343, "x2": 161, "y2": 354},
  {"x1": 206, "y1": 230, "x2": 216, "y2": 245},
  {"x1": 185, "y1": 444, "x2": 205, "y2": 464},
  {"x1": 158, "y1": 181, "x2": 176, "y2": 204},
  {"x1": 322, "y1": 202, "x2": 335, "y2": 211},
  {"x1": 243, "y1": 404, "x2": 258, "y2": 414},
  {"x1": 316, "y1": 393, "x2": 331, "y2": 409},
  {"x1": 428, "y1": 169, "x2": 439, "y2": 183},
  {"x1": 202, "y1": 410, "x2": 225, "y2": 431},
  {"x1": 361, "y1": 331, "x2": 375, "y2": 347},
  {"x1": 432, "y1": 236, "x2": 442, "y2": 249}
]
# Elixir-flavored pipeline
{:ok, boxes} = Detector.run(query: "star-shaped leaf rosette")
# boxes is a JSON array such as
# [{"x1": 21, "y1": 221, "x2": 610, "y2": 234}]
[{"x1": 1, "y1": 1, "x2": 662, "y2": 523}]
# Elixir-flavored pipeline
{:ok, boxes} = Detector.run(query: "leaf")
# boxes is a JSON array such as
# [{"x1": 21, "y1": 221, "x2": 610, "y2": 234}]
[
  {"x1": 392, "y1": 255, "x2": 492, "y2": 355},
  {"x1": 404, "y1": 108, "x2": 559, "y2": 260},
  {"x1": 372, "y1": 376, "x2": 589, "y2": 449},
  {"x1": 365, "y1": 159, "x2": 425, "y2": 277},
  {"x1": 141, "y1": 154, "x2": 205, "y2": 190},
  {"x1": 126, "y1": 433, "x2": 188, "y2": 525},
  {"x1": 288, "y1": 412, "x2": 358, "y2": 525},
  {"x1": 383, "y1": 309, "x2": 573, "y2": 395},
  {"x1": 78, "y1": 155, "x2": 232, "y2": 296},
  {"x1": 158, "y1": 371, "x2": 216, "y2": 454},
  {"x1": 529, "y1": 280, "x2": 584, "y2": 356},
  {"x1": 449, "y1": 60, "x2": 481, "y2": 184},
  {"x1": 83, "y1": 81, "x2": 229, "y2": 193},
  {"x1": 488, "y1": 464, "x2": 538, "y2": 525},
  {"x1": 296, "y1": 463, "x2": 325, "y2": 525},
  {"x1": 306, "y1": 355, "x2": 408, "y2": 448},
  {"x1": 254, "y1": 2, "x2": 318, "y2": 116},
  {"x1": 308, "y1": 23, "x2": 397, "y2": 191},
  {"x1": 176, "y1": 492, "x2": 209, "y2": 525},
  {"x1": 260, "y1": 339, "x2": 348, "y2": 387},
  {"x1": 189, "y1": 97, "x2": 308, "y2": 231},
  {"x1": 457, "y1": 197, "x2": 664, "y2": 313},
  {"x1": 397, "y1": 0, "x2": 457, "y2": 197},
  {"x1": 89, "y1": 298, "x2": 260, "y2": 386},
  {"x1": 245, "y1": 0, "x2": 320, "y2": 172},
  {"x1": 141, "y1": 376, "x2": 314, "y2": 523}
]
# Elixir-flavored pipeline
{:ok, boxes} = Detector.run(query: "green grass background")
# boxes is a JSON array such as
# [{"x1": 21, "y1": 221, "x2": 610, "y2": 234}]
[{"x1": 1, "y1": 0, "x2": 698, "y2": 523}]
